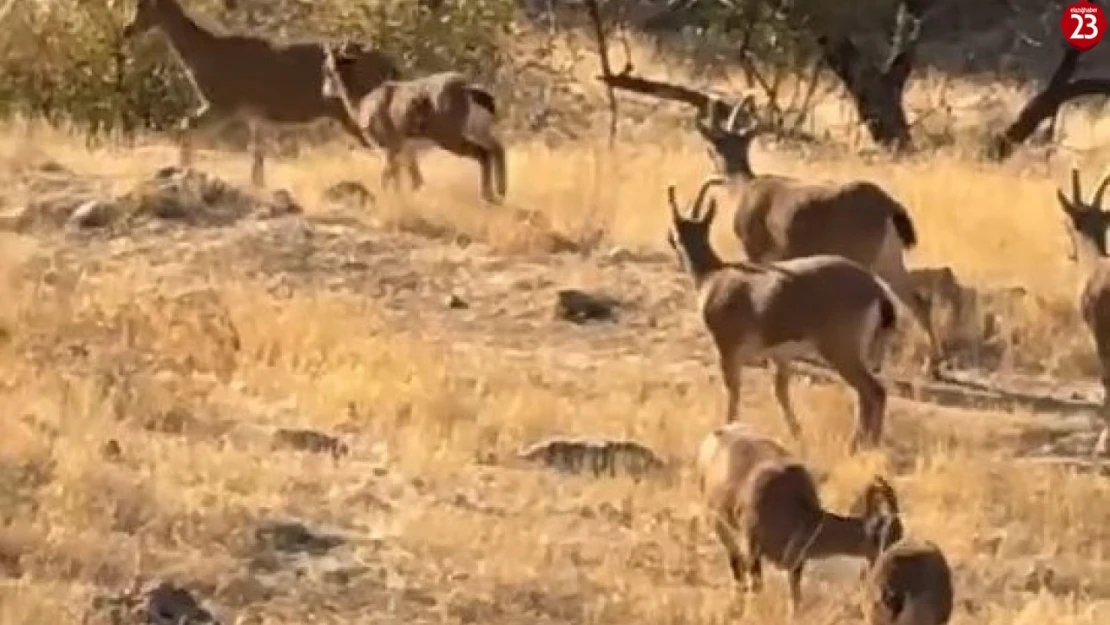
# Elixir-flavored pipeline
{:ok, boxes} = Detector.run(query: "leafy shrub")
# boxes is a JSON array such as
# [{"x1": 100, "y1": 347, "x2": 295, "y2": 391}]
[{"x1": 0, "y1": 0, "x2": 516, "y2": 135}]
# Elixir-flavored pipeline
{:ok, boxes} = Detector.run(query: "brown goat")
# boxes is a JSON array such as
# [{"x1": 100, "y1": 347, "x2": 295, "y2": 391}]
[
  {"x1": 695, "y1": 424, "x2": 790, "y2": 582},
  {"x1": 122, "y1": 0, "x2": 400, "y2": 187},
  {"x1": 1056, "y1": 166, "x2": 1110, "y2": 457},
  {"x1": 668, "y1": 179, "x2": 898, "y2": 449},
  {"x1": 863, "y1": 540, "x2": 954, "y2": 625},
  {"x1": 694, "y1": 103, "x2": 943, "y2": 378},
  {"x1": 744, "y1": 467, "x2": 903, "y2": 615},
  {"x1": 320, "y1": 45, "x2": 507, "y2": 204},
  {"x1": 695, "y1": 424, "x2": 903, "y2": 615}
]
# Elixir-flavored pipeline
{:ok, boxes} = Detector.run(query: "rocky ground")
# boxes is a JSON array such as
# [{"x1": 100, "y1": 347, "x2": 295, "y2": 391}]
[{"x1": 2, "y1": 159, "x2": 1109, "y2": 624}]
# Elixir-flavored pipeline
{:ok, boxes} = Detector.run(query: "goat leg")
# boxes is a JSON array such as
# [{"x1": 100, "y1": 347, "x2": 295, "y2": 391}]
[
  {"x1": 717, "y1": 346, "x2": 742, "y2": 424},
  {"x1": 745, "y1": 535, "x2": 764, "y2": 593},
  {"x1": 490, "y1": 141, "x2": 507, "y2": 200},
  {"x1": 830, "y1": 355, "x2": 886, "y2": 452},
  {"x1": 772, "y1": 358, "x2": 803, "y2": 440},
  {"x1": 380, "y1": 150, "x2": 403, "y2": 192},
  {"x1": 890, "y1": 273, "x2": 944, "y2": 378},
  {"x1": 403, "y1": 148, "x2": 424, "y2": 190},
  {"x1": 786, "y1": 563, "x2": 804, "y2": 619},
  {"x1": 176, "y1": 104, "x2": 217, "y2": 171},
  {"x1": 248, "y1": 119, "x2": 265, "y2": 188},
  {"x1": 712, "y1": 517, "x2": 749, "y2": 589}
]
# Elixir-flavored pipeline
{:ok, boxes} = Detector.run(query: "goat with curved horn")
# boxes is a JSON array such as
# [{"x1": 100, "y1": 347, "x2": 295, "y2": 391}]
[
  {"x1": 695, "y1": 427, "x2": 906, "y2": 616},
  {"x1": 1056, "y1": 165, "x2": 1110, "y2": 457},
  {"x1": 320, "y1": 44, "x2": 507, "y2": 204},
  {"x1": 666, "y1": 180, "x2": 901, "y2": 450},
  {"x1": 692, "y1": 93, "x2": 944, "y2": 378}
]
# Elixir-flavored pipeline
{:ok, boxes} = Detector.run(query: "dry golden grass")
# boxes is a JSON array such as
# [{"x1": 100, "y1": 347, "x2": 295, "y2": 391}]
[{"x1": 3, "y1": 55, "x2": 1110, "y2": 624}]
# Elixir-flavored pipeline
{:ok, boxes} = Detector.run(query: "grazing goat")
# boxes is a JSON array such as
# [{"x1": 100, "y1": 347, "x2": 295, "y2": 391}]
[
  {"x1": 320, "y1": 44, "x2": 508, "y2": 204},
  {"x1": 693, "y1": 102, "x2": 943, "y2": 378},
  {"x1": 695, "y1": 424, "x2": 790, "y2": 584},
  {"x1": 668, "y1": 179, "x2": 897, "y2": 449},
  {"x1": 863, "y1": 540, "x2": 954, "y2": 625},
  {"x1": 122, "y1": 0, "x2": 400, "y2": 187},
  {"x1": 695, "y1": 425, "x2": 903, "y2": 614},
  {"x1": 1055, "y1": 166, "x2": 1110, "y2": 457},
  {"x1": 747, "y1": 467, "x2": 904, "y2": 614}
]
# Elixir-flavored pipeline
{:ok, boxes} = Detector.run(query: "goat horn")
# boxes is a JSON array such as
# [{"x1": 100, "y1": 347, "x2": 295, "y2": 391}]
[
  {"x1": 1071, "y1": 166, "x2": 1082, "y2": 204},
  {"x1": 667, "y1": 184, "x2": 682, "y2": 220},
  {"x1": 690, "y1": 176, "x2": 727, "y2": 220},
  {"x1": 1057, "y1": 188, "x2": 1074, "y2": 213},
  {"x1": 1092, "y1": 164, "x2": 1110, "y2": 209}
]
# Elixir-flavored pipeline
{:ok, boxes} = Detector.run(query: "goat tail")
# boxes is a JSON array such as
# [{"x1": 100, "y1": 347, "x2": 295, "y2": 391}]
[
  {"x1": 888, "y1": 203, "x2": 918, "y2": 249},
  {"x1": 465, "y1": 85, "x2": 497, "y2": 117}
]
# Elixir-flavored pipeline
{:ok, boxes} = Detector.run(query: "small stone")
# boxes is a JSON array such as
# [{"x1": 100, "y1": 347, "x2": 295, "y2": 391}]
[
  {"x1": 254, "y1": 520, "x2": 345, "y2": 555},
  {"x1": 554, "y1": 288, "x2": 619, "y2": 323},
  {"x1": 272, "y1": 427, "x2": 348, "y2": 458},
  {"x1": 445, "y1": 293, "x2": 469, "y2": 309},
  {"x1": 263, "y1": 189, "x2": 302, "y2": 217},
  {"x1": 146, "y1": 581, "x2": 220, "y2": 625}
]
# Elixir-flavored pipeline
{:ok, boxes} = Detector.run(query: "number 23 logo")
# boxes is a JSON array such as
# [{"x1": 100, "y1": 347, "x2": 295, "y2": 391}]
[{"x1": 1072, "y1": 12, "x2": 1100, "y2": 39}]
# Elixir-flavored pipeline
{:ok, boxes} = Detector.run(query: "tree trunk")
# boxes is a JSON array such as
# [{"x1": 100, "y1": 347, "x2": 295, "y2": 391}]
[
  {"x1": 986, "y1": 48, "x2": 1110, "y2": 160},
  {"x1": 812, "y1": 0, "x2": 929, "y2": 152},
  {"x1": 818, "y1": 34, "x2": 914, "y2": 151}
]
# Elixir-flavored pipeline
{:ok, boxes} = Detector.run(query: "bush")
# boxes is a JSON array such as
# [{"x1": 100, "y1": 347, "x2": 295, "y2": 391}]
[{"x1": 0, "y1": 0, "x2": 516, "y2": 135}]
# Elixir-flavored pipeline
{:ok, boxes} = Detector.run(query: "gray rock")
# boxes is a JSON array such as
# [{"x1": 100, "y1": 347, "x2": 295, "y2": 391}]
[
  {"x1": 254, "y1": 520, "x2": 345, "y2": 555},
  {"x1": 271, "y1": 427, "x2": 348, "y2": 458},
  {"x1": 554, "y1": 288, "x2": 619, "y2": 323},
  {"x1": 517, "y1": 436, "x2": 665, "y2": 479},
  {"x1": 146, "y1": 581, "x2": 220, "y2": 625}
]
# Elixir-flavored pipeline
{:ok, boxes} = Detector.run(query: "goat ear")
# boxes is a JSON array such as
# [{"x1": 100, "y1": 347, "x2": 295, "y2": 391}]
[
  {"x1": 667, "y1": 184, "x2": 682, "y2": 221},
  {"x1": 1057, "y1": 188, "x2": 1075, "y2": 215}
]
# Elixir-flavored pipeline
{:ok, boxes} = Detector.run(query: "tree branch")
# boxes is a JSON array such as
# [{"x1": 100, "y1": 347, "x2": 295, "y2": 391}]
[
  {"x1": 583, "y1": 0, "x2": 625, "y2": 145},
  {"x1": 985, "y1": 47, "x2": 1110, "y2": 160}
]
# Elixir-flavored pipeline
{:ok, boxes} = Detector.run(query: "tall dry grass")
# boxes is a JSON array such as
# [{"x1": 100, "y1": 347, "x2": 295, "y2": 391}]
[{"x1": 3, "y1": 47, "x2": 1110, "y2": 623}]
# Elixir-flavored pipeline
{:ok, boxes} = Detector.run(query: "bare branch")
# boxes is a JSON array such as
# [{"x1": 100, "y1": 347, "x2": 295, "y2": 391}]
[{"x1": 583, "y1": 0, "x2": 624, "y2": 145}]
